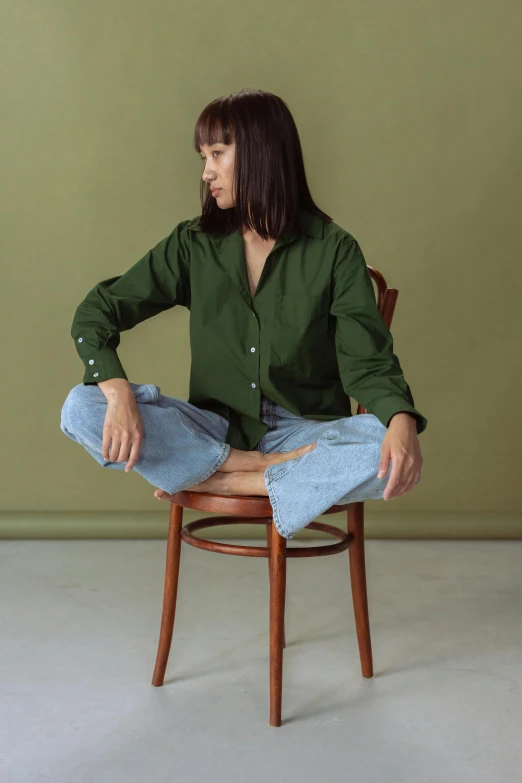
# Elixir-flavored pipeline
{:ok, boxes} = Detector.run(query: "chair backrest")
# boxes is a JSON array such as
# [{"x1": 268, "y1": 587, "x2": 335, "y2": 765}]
[
  {"x1": 366, "y1": 264, "x2": 398, "y2": 330},
  {"x1": 355, "y1": 265, "x2": 399, "y2": 417}
]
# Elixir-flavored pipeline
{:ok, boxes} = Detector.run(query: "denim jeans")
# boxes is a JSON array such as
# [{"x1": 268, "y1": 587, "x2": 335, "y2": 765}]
[{"x1": 60, "y1": 381, "x2": 395, "y2": 540}]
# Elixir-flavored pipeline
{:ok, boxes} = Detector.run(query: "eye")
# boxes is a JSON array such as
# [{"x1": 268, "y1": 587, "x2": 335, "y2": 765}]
[{"x1": 200, "y1": 150, "x2": 221, "y2": 160}]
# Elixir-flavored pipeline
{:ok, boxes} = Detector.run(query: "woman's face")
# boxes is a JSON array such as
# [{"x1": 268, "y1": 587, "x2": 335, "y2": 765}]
[{"x1": 199, "y1": 141, "x2": 236, "y2": 208}]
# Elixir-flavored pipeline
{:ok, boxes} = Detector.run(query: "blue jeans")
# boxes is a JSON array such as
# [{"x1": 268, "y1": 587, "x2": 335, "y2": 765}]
[{"x1": 60, "y1": 382, "x2": 395, "y2": 540}]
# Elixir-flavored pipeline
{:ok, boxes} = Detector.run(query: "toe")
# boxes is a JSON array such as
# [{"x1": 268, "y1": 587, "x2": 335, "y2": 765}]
[{"x1": 300, "y1": 442, "x2": 316, "y2": 453}]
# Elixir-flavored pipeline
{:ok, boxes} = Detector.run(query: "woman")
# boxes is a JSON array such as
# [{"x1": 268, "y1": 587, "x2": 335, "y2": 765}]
[{"x1": 60, "y1": 88, "x2": 426, "y2": 539}]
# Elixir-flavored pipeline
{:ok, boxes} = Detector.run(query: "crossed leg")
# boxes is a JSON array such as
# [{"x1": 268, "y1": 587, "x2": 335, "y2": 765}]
[{"x1": 153, "y1": 442, "x2": 317, "y2": 500}]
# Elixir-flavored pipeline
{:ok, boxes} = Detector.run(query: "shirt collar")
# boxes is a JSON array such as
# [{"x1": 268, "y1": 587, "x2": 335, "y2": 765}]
[{"x1": 187, "y1": 208, "x2": 325, "y2": 240}]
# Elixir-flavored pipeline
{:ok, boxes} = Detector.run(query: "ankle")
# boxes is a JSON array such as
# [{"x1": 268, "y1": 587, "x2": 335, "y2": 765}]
[
  {"x1": 217, "y1": 446, "x2": 265, "y2": 473},
  {"x1": 226, "y1": 469, "x2": 269, "y2": 497},
  {"x1": 254, "y1": 451, "x2": 268, "y2": 471}
]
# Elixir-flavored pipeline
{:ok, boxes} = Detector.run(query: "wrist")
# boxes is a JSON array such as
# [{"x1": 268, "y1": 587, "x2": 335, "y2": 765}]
[
  {"x1": 97, "y1": 378, "x2": 132, "y2": 400},
  {"x1": 388, "y1": 412, "x2": 417, "y2": 428}
]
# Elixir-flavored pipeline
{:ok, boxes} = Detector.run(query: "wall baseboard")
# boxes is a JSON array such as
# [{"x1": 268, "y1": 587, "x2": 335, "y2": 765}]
[{"x1": 1, "y1": 511, "x2": 521, "y2": 540}]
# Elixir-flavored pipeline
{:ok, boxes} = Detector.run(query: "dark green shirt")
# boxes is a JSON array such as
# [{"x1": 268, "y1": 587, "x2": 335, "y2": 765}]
[{"x1": 71, "y1": 208, "x2": 427, "y2": 450}]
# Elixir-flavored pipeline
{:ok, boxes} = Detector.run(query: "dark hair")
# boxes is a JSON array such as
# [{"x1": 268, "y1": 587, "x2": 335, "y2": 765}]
[{"x1": 193, "y1": 88, "x2": 333, "y2": 239}]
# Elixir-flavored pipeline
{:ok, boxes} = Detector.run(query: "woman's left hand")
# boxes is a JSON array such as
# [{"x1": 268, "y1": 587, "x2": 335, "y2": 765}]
[{"x1": 377, "y1": 413, "x2": 423, "y2": 501}]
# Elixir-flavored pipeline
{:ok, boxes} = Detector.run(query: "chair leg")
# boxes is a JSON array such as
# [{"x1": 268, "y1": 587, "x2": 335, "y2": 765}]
[
  {"x1": 152, "y1": 503, "x2": 184, "y2": 686},
  {"x1": 269, "y1": 519, "x2": 287, "y2": 727},
  {"x1": 347, "y1": 502, "x2": 373, "y2": 678},
  {"x1": 265, "y1": 523, "x2": 285, "y2": 648}
]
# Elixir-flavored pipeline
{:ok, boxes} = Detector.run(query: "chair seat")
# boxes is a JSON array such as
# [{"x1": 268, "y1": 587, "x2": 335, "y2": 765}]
[
  {"x1": 170, "y1": 488, "x2": 354, "y2": 516},
  {"x1": 169, "y1": 490, "x2": 355, "y2": 557}
]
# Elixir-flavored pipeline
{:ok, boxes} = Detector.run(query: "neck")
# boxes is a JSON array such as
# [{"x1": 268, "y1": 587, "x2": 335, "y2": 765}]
[{"x1": 242, "y1": 225, "x2": 275, "y2": 244}]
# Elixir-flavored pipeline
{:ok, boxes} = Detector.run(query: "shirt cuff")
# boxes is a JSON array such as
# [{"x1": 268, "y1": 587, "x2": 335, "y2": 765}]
[
  {"x1": 370, "y1": 397, "x2": 428, "y2": 435},
  {"x1": 79, "y1": 345, "x2": 128, "y2": 385}
]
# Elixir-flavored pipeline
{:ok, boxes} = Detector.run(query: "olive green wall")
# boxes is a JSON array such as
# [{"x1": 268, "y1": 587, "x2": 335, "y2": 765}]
[{"x1": 2, "y1": 1, "x2": 521, "y2": 536}]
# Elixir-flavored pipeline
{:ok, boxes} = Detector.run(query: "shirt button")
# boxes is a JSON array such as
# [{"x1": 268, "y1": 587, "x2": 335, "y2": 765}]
[
  {"x1": 93, "y1": 373, "x2": 99, "y2": 377},
  {"x1": 251, "y1": 382, "x2": 256, "y2": 388},
  {"x1": 77, "y1": 337, "x2": 83, "y2": 343},
  {"x1": 250, "y1": 347, "x2": 255, "y2": 352},
  {"x1": 252, "y1": 311, "x2": 256, "y2": 317},
  {"x1": 88, "y1": 359, "x2": 94, "y2": 365}
]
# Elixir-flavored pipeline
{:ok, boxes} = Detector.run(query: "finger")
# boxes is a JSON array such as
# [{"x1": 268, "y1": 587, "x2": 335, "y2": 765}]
[
  {"x1": 403, "y1": 467, "x2": 421, "y2": 493},
  {"x1": 404, "y1": 471, "x2": 422, "y2": 493},
  {"x1": 108, "y1": 437, "x2": 121, "y2": 462},
  {"x1": 110, "y1": 436, "x2": 126, "y2": 462},
  {"x1": 388, "y1": 468, "x2": 419, "y2": 499},
  {"x1": 377, "y1": 462, "x2": 389, "y2": 479},
  {"x1": 101, "y1": 430, "x2": 112, "y2": 461},
  {"x1": 377, "y1": 449, "x2": 391, "y2": 479},
  {"x1": 383, "y1": 460, "x2": 405, "y2": 500},
  {"x1": 125, "y1": 440, "x2": 141, "y2": 472},
  {"x1": 114, "y1": 435, "x2": 131, "y2": 463},
  {"x1": 403, "y1": 473, "x2": 420, "y2": 493}
]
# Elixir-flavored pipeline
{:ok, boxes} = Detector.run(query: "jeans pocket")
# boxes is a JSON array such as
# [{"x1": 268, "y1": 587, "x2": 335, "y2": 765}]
[{"x1": 129, "y1": 382, "x2": 160, "y2": 404}]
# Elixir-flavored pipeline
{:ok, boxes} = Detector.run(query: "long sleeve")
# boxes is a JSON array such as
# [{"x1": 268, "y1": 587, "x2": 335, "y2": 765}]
[
  {"x1": 330, "y1": 235, "x2": 428, "y2": 435},
  {"x1": 71, "y1": 219, "x2": 191, "y2": 385}
]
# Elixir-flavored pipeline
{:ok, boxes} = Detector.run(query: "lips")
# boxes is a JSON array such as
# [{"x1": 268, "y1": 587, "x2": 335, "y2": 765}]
[{"x1": 210, "y1": 188, "x2": 221, "y2": 194}]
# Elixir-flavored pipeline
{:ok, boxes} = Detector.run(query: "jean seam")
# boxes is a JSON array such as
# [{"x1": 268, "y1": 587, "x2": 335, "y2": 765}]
[
  {"x1": 199, "y1": 442, "x2": 231, "y2": 483},
  {"x1": 171, "y1": 407, "x2": 231, "y2": 486},
  {"x1": 264, "y1": 465, "x2": 293, "y2": 538},
  {"x1": 176, "y1": 407, "x2": 225, "y2": 449},
  {"x1": 269, "y1": 463, "x2": 292, "y2": 481},
  {"x1": 146, "y1": 383, "x2": 159, "y2": 403},
  {"x1": 186, "y1": 442, "x2": 232, "y2": 486}
]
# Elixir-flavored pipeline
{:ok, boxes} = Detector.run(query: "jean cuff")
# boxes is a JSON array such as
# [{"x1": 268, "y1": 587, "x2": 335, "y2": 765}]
[{"x1": 264, "y1": 463, "x2": 296, "y2": 540}]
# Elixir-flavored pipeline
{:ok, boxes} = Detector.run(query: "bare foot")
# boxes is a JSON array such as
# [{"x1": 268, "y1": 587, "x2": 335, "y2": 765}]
[
  {"x1": 154, "y1": 488, "x2": 178, "y2": 501},
  {"x1": 153, "y1": 441, "x2": 317, "y2": 501},
  {"x1": 154, "y1": 472, "x2": 226, "y2": 501},
  {"x1": 264, "y1": 441, "x2": 317, "y2": 466}
]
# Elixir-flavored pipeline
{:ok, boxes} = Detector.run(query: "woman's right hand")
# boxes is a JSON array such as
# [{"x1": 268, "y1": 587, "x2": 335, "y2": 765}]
[{"x1": 101, "y1": 388, "x2": 144, "y2": 471}]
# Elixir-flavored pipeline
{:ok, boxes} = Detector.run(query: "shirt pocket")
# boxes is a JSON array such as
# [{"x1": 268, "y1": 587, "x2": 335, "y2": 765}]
[{"x1": 270, "y1": 292, "x2": 329, "y2": 372}]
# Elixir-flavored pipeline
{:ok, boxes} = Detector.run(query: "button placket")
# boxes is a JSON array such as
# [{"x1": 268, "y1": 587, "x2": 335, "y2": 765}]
[{"x1": 250, "y1": 311, "x2": 259, "y2": 389}]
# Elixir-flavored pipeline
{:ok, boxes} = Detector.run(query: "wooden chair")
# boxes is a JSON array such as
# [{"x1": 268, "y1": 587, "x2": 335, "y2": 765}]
[{"x1": 151, "y1": 266, "x2": 398, "y2": 727}]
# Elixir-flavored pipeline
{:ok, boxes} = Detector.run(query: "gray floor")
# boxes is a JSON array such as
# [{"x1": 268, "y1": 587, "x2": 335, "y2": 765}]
[{"x1": 1, "y1": 537, "x2": 521, "y2": 783}]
